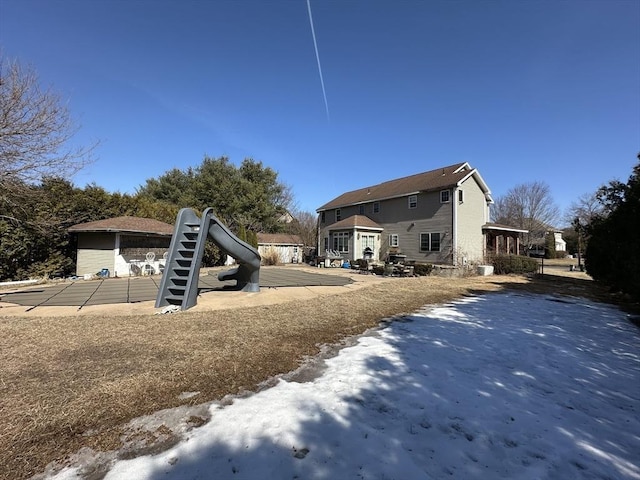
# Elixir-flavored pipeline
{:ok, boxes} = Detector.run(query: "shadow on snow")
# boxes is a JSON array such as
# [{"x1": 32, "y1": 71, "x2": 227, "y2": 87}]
[{"x1": 115, "y1": 291, "x2": 639, "y2": 480}]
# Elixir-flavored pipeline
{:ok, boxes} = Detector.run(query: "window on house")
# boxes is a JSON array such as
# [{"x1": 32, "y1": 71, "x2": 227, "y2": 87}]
[
  {"x1": 119, "y1": 236, "x2": 170, "y2": 249},
  {"x1": 389, "y1": 234, "x2": 399, "y2": 247},
  {"x1": 321, "y1": 212, "x2": 325, "y2": 223},
  {"x1": 373, "y1": 202, "x2": 380, "y2": 213},
  {"x1": 420, "y1": 232, "x2": 441, "y2": 252},
  {"x1": 431, "y1": 232, "x2": 441, "y2": 251},
  {"x1": 324, "y1": 237, "x2": 328, "y2": 252},
  {"x1": 440, "y1": 190, "x2": 450, "y2": 203},
  {"x1": 408, "y1": 195, "x2": 417, "y2": 209},
  {"x1": 332, "y1": 232, "x2": 349, "y2": 253},
  {"x1": 362, "y1": 234, "x2": 375, "y2": 249},
  {"x1": 359, "y1": 205, "x2": 365, "y2": 215},
  {"x1": 336, "y1": 209, "x2": 341, "y2": 222},
  {"x1": 458, "y1": 190, "x2": 464, "y2": 203}
]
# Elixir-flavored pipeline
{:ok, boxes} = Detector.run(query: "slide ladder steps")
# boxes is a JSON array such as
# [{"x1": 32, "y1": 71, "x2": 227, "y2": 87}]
[{"x1": 155, "y1": 209, "x2": 208, "y2": 309}]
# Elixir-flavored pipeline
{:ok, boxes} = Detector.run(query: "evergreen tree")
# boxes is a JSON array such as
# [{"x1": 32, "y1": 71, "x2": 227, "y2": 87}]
[
  {"x1": 238, "y1": 224, "x2": 247, "y2": 243},
  {"x1": 544, "y1": 232, "x2": 556, "y2": 259},
  {"x1": 247, "y1": 230, "x2": 259, "y2": 249},
  {"x1": 585, "y1": 155, "x2": 640, "y2": 300},
  {"x1": 137, "y1": 156, "x2": 292, "y2": 232},
  {"x1": 0, "y1": 178, "x2": 178, "y2": 281}
]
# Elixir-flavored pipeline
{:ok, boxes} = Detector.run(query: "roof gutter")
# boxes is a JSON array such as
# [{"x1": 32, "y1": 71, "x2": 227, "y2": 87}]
[{"x1": 68, "y1": 228, "x2": 172, "y2": 236}]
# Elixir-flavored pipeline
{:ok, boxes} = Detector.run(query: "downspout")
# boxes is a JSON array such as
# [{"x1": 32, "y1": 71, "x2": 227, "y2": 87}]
[
  {"x1": 316, "y1": 213, "x2": 321, "y2": 259},
  {"x1": 452, "y1": 187, "x2": 458, "y2": 266}
]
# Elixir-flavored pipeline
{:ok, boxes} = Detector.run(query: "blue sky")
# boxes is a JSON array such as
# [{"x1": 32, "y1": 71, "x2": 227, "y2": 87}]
[{"x1": 1, "y1": 0, "x2": 638, "y2": 225}]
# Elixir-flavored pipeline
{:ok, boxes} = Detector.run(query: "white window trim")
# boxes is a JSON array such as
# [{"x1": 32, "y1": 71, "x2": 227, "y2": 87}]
[
  {"x1": 389, "y1": 234, "x2": 399, "y2": 247},
  {"x1": 458, "y1": 189, "x2": 464, "y2": 203},
  {"x1": 408, "y1": 195, "x2": 417, "y2": 209},
  {"x1": 440, "y1": 190, "x2": 450, "y2": 203},
  {"x1": 361, "y1": 234, "x2": 375, "y2": 250},
  {"x1": 333, "y1": 232, "x2": 349, "y2": 253}
]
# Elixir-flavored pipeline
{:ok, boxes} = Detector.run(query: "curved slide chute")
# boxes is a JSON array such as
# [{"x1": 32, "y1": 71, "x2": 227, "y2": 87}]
[
  {"x1": 203, "y1": 208, "x2": 261, "y2": 292},
  {"x1": 155, "y1": 208, "x2": 261, "y2": 311}
]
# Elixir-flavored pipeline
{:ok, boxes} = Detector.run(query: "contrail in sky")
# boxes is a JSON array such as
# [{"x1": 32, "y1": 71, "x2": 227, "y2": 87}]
[{"x1": 306, "y1": 0, "x2": 330, "y2": 122}]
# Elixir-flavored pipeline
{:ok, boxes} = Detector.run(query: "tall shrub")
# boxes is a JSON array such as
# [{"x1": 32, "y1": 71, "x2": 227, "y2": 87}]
[
  {"x1": 586, "y1": 157, "x2": 640, "y2": 300},
  {"x1": 544, "y1": 232, "x2": 556, "y2": 259},
  {"x1": 491, "y1": 255, "x2": 539, "y2": 275}
]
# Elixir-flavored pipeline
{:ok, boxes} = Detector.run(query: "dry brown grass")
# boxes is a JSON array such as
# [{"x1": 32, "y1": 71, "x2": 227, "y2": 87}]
[{"x1": 0, "y1": 271, "x2": 635, "y2": 480}]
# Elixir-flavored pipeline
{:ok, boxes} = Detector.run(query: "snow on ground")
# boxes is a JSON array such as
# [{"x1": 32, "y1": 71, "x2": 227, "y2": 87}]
[{"x1": 53, "y1": 292, "x2": 640, "y2": 479}]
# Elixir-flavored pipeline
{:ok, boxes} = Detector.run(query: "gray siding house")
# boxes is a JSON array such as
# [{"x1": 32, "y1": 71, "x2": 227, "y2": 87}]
[
  {"x1": 68, "y1": 217, "x2": 174, "y2": 277},
  {"x1": 317, "y1": 162, "x2": 501, "y2": 266}
]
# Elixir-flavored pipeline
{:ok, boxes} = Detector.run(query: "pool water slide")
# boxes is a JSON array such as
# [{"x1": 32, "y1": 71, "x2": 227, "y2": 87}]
[{"x1": 155, "y1": 208, "x2": 261, "y2": 310}]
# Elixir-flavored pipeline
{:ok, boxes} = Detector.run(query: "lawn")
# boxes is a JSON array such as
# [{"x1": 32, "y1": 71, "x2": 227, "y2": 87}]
[{"x1": 0, "y1": 267, "x2": 634, "y2": 480}]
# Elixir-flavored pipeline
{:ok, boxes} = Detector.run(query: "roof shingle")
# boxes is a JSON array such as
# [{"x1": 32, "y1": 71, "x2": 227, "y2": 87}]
[
  {"x1": 68, "y1": 216, "x2": 174, "y2": 235},
  {"x1": 327, "y1": 215, "x2": 383, "y2": 231},
  {"x1": 317, "y1": 162, "x2": 490, "y2": 211},
  {"x1": 257, "y1": 233, "x2": 304, "y2": 245}
]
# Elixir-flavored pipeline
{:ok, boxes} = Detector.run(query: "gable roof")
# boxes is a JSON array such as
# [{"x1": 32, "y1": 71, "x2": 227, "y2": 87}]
[
  {"x1": 257, "y1": 233, "x2": 304, "y2": 245},
  {"x1": 327, "y1": 215, "x2": 383, "y2": 231},
  {"x1": 317, "y1": 162, "x2": 492, "y2": 211},
  {"x1": 68, "y1": 216, "x2": 174, "y2": 236}
]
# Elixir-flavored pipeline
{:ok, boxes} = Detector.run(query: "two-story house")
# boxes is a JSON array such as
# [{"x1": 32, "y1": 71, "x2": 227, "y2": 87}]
[{"x1": 317, "y1": 162, "x2": 515, "y2": 266}]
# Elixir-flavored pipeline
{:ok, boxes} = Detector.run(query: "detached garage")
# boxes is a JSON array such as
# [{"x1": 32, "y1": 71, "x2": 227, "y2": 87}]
[
  {"x1": 68, "y1": 216, "x2": 174, "y2": 277},
  {"x1": 257, "y1": 233, "x2": 304, "y2": 264}
]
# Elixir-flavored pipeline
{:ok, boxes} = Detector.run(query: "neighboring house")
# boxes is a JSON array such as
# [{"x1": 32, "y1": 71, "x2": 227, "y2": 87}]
[
  {"x1": 317, "y1": 162, "x2": 524, "y2": 265},
  {"x1": 553, "y1": 231, "x2": 567, "y2": 252},
  {"x1": 527, "y1": 230, "x2": 567, "y2": 257},
  {"x1": 68, "y1": 216, "x2": 174, "y2": 277},
  {"x1": 257, "y1": 233, "x2": 304, "y2": 264},
  {"x1": 277, "y1": 211, "x2": 295, "y2": 224}
]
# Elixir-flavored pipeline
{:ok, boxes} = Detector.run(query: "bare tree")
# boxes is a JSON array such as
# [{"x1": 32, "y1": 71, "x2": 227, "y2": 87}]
[
  {"x1": 565, "y1": 192, "x2": 604, "y2": 226},
  {"x1": 564, "y1": 192, "x2": 606, "y2": 267},
  {"x1": 492, "y1": 181, "x2": 560, "y2": 245},
  {"x1": 0, "y1": 56, "x2": 96, "y2": 199},
  {"x1": 287, "y1": 209, "x2": 317, "y2": 248}
]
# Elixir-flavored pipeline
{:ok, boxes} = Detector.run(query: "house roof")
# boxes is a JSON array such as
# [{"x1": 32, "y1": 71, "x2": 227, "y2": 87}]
[
  {"x1": 257, "y1": 233, "x2": 304, "y2": 245},
  {"x1": 317, "y1": 162, "x2": 493, "y2": 211},
  {"x1": 68, "y1": 216, "x2": 174, "y2": 236},
  {"x1": 327, "y1": 215, "x2": 384, "y2": 231}
]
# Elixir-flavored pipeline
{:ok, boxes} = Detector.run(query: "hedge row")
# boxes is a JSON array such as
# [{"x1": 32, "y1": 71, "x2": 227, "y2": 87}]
[{"x1": 491, "y1": 255, "x2": 539, "y2": 274}]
